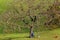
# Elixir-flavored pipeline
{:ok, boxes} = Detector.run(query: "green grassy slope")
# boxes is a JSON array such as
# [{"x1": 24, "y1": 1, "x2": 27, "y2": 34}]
[{"x1": 0, "y1": 28, "x2": 60, "y2": 40}]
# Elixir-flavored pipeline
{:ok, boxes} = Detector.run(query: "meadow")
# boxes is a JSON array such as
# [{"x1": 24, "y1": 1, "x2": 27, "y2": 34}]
[{"x1": 0, "y1": 28, "x2": 60, "y2": 40}]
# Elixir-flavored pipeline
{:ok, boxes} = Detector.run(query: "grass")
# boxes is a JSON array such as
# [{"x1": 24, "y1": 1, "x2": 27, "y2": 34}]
[{"x1": 0, "y1": 28, "x2": 60, "y2": 40}]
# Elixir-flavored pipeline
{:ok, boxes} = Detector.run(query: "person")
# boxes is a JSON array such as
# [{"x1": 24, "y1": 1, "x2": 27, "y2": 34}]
[{"x1": 29, "y1": 26, "x2": 34, "y2": 38}]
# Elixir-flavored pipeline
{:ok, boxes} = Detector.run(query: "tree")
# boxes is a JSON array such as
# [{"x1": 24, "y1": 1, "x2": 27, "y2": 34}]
[{"x1": 44, "y1": 0, "x2": 60, "y2": 29}]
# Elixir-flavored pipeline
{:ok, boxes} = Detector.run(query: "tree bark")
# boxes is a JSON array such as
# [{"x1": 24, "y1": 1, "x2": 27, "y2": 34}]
[{"x1": 29, "y1": 26, "x2": 34, "y2": 38}]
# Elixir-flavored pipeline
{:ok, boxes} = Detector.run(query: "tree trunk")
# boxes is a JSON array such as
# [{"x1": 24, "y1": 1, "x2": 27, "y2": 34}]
[{"x1": 29, "y1": 26, "x2": 34, "y2": 38}]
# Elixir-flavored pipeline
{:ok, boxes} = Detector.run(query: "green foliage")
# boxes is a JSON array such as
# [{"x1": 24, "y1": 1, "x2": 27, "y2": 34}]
[
  {"x1": 0, "y1": 0, "x2": 60, "y2": 33},
  {"x1": 0, "y1": 0, "x2": 13, "y2": 14}
]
